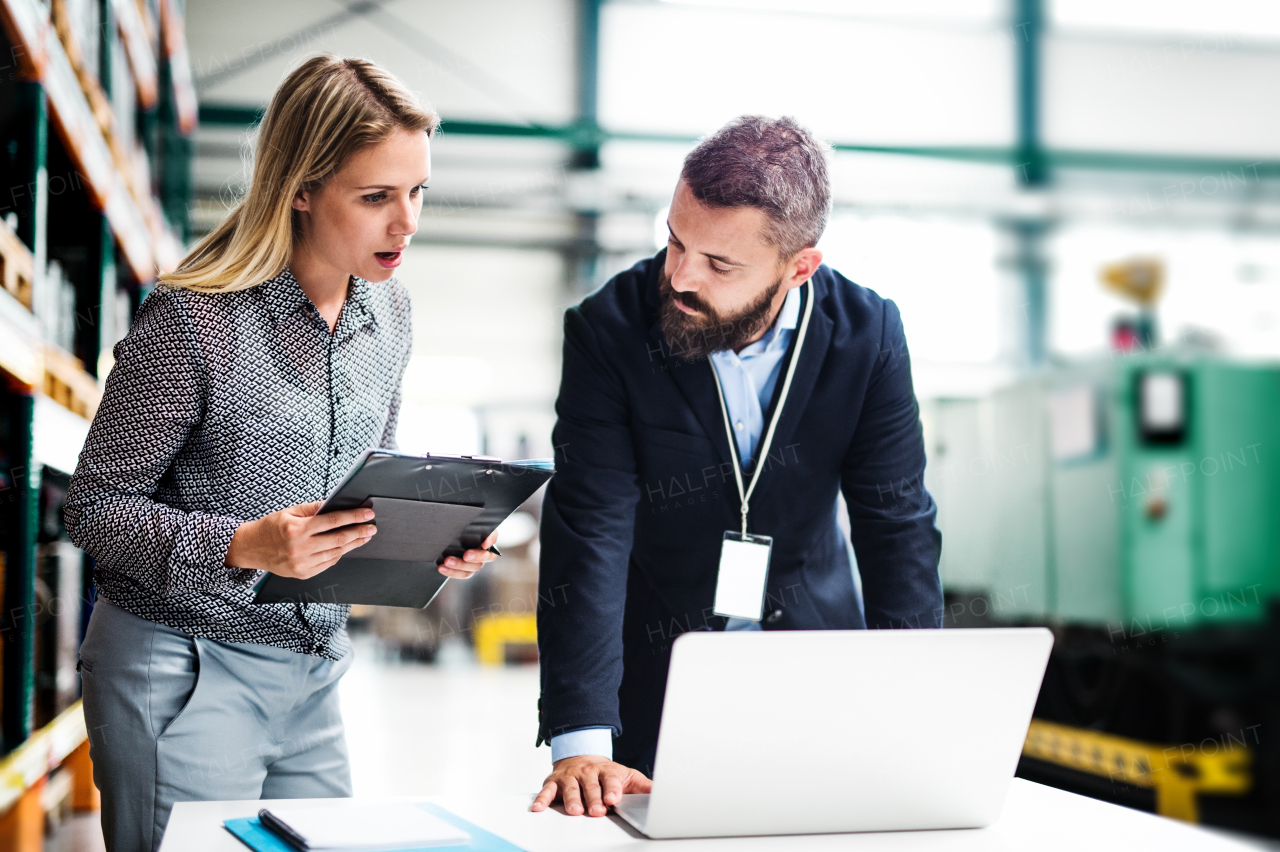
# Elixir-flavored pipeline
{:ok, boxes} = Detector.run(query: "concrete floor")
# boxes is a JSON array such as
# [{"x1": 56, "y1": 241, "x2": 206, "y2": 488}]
[
  {"x1": 45, "y1": 813, "x2": 105, "y2": 852},
  {"x1": 339, "y1": 637, "x2": 549, "y2": 799}
]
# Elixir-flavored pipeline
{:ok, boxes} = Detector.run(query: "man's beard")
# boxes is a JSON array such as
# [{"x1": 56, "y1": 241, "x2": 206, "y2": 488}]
[{"x1": 658, "y1": 269, "x2": 783, "y2": 362}]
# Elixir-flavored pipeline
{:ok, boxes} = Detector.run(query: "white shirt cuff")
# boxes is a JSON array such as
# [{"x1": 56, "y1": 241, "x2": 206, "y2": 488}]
[{"x1": 550, "y1": 727, "x2": 613, "y2": 762}]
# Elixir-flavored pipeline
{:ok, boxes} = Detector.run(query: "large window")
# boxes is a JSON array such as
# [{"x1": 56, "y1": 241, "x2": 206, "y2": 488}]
[
  {"x1": 821, "y1": 214, "x2": 1004, "y2": 396},
  {"x1": 600, "y1": 2, "x2": 1013, "y2": 146},
  {"x1": 1050, "y1": 223, "x2": 1280, "y2": 359}
]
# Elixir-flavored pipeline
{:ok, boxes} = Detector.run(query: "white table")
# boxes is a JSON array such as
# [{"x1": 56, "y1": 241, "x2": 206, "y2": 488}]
[{"x1": 160, "y1": 779, "x2": 1260, "y2": 852}]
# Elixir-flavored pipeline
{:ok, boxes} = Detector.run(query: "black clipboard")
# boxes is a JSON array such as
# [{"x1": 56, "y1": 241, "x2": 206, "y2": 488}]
[{"x1": 252, "y1": 450, "x2": 554, "y2": 608}]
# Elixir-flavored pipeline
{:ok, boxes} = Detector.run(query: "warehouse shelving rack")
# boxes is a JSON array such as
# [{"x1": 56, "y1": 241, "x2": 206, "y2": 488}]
[{"x1": 0, "y1": 0, "x2": 193, "y2": 847}]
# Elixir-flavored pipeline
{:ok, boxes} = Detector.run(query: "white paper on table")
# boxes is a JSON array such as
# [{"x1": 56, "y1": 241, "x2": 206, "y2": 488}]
[{"x1": 264, "y1": 803, "x2": 470, "y2": 850}]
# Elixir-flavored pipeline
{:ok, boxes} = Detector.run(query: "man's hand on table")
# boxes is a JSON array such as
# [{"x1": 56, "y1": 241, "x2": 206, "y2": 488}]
[{"x1": 531, "y1": 755, "x2": 652, "y2": 817}]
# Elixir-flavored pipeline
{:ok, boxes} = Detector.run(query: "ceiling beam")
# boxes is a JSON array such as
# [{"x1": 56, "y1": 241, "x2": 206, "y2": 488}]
[{"x1": 196, "y1": 104, "x2": 1280, "y2": 177}]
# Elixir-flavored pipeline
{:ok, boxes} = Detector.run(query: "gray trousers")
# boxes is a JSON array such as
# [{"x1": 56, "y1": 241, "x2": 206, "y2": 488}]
[{"x1": 79, "y1": 598, "x2": 353, "y2": 852}]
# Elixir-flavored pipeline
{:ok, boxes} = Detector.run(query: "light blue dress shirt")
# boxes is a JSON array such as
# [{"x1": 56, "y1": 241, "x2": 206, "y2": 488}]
[{"x1": 550, "y1": 287, "x2": 803, "y2": 763}]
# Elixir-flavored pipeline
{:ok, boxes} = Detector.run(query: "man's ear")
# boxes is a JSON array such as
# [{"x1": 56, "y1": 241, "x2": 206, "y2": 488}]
[{"x1": 783, "y1": 247, "x2": 823, "y2": 288}]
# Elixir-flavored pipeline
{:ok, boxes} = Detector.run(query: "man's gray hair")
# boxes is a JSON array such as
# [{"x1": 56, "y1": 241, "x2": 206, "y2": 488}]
[{"x1": 680, "y1": 115, "x2": 832, "y2": 260}]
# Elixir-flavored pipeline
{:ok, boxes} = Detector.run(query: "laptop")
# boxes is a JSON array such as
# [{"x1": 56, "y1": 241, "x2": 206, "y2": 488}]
[{"x1": 613, "y1": 627, "x2": 1054, "y2": 839}]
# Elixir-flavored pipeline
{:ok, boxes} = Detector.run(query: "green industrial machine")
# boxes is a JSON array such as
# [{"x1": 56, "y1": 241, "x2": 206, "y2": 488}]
[
  {"x1": 1116, "y1": 360, "x2": 1280, "y2": 631},
  {"x1": 925, "y1": 352, "x2": 1280, "y2": 834}
]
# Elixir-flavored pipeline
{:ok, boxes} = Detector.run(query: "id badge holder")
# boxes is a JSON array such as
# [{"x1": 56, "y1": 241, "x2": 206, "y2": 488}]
[{"x1": 713, "y1": 531, "x2": 773, "y2": 621}]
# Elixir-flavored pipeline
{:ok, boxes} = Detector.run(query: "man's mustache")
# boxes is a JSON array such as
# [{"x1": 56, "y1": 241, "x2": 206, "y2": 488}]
[
  {"x1": 673, "y1": 289, "x2": 713, "y2": 317},
  {"x1": 661, "y1": 273, "x2": 721, "y2": 322}
]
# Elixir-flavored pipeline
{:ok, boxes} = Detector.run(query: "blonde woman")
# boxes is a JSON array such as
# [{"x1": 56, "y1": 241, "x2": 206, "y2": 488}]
[{"x1": 65, "y1": 55, "x2": 496, "y2": 852}]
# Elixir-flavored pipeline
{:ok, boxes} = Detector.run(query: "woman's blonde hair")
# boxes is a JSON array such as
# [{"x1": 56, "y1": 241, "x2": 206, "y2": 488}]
[{"x1": 160, "y1": 55, "x2": 439, "y2": 293}]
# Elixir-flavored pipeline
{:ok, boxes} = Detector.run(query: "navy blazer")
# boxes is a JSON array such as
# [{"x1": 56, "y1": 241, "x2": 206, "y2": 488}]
[{"x1": 536, "y1": 251, "x2": 942, "y2": 757}]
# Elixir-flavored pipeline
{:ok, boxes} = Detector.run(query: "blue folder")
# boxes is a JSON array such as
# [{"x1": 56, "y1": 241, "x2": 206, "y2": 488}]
[{"x1": 223, "y1": 802, "x2": 527, "y2": 852}]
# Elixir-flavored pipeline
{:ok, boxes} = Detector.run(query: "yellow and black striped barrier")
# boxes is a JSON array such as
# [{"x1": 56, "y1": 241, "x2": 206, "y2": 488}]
[{"x1": 1022, "y1": 718, "x2": 1252, "y2": 823}]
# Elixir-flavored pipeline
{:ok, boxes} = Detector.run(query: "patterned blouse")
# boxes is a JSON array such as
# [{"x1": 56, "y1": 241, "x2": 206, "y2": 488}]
[{"x1": 64, "y1": 268, "x2": 412, "y2": 660}]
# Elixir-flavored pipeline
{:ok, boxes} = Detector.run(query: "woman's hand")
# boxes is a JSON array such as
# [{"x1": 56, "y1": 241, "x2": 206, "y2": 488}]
[
  {"x1": 225, "y1": 501, "x2": 377, "y2": 579},
  {"x1": 438, "y1": 531, "x2": 500, "y2": 579}
]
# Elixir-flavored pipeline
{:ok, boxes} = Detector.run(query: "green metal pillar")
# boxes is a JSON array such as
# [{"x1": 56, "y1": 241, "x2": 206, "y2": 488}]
[
  {"x1": 1006, "y1": 0, "x2": 1049, "y2": 369},
  {"x1": 572, "y1": 0, "x2": 603, "y2": 170},
  {"x1": 158, "y1": 55, "x2": 193, "y2": 241},
  {"x1": 100, "y1": 215, "x2": 117, "y2": 368},
  {"x1": 1003, "y1": 0, "x2": 1054, "y2": 614},
  {"x1": 569, "y1": 0, "x2": 605, "y2": 296},
  {"x1": 13, "y1": 81, "x2": 47, "y2": 274},
  {"x1": 1014, "y1": 0, "x2": 1045, "y2": 187},
  {"x1": 75, "y1": 213, "x2": 117, "y2": 378},
  {"x1": 1008, "y1": 219, "x2": 1049, "y2": 366},
  {"x1": 2, "y1": 393, "x2": 38, "y2": 752},
  {"x1": 96, "y1": 0, "x2": 123, "y2": 369},
  {"x1": 99, "y1": 0, "x2": 114, "y2": 92}
]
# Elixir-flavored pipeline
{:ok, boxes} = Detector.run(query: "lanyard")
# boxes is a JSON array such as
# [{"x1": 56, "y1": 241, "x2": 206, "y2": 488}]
[{"x1": 711, "y1": 278, "x2": 815, "y2": 536}]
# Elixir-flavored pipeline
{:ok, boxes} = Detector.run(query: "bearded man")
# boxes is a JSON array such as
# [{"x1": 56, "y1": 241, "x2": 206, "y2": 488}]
[{"x1": 531, "y1": 116, "x2": 943, "y2": 817}]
